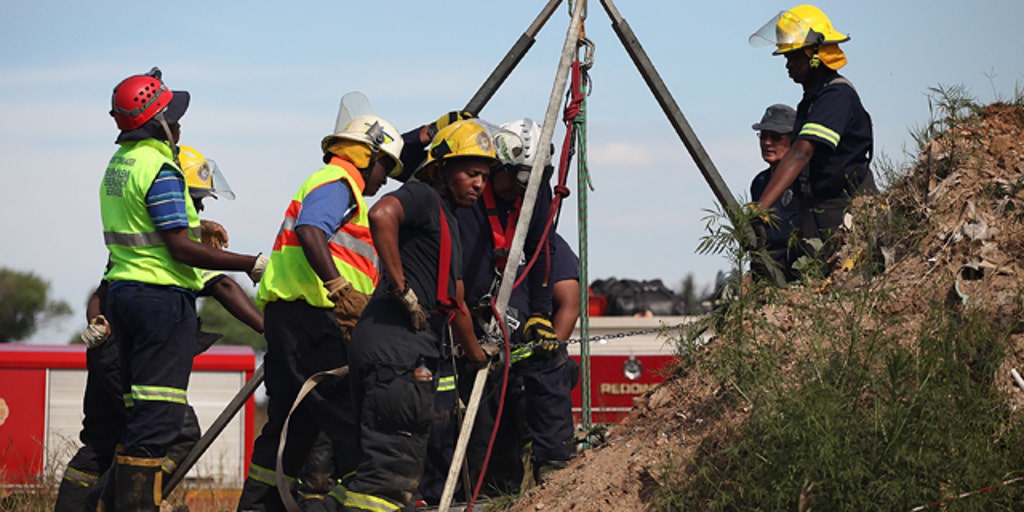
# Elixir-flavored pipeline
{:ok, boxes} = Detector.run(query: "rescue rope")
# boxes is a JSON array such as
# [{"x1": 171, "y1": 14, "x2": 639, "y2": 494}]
[
  {"x1": 910, "y1": 475, "x2": 1024, "y2": 511},
  {"x1": 573, "y1": 54, "x2": 595, "y2": 431}
]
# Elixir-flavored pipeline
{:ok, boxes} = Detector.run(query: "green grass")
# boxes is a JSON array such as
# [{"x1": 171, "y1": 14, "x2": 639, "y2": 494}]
[{"x1": 649, "y1": 85, "x2": 1024, "y2": 511}]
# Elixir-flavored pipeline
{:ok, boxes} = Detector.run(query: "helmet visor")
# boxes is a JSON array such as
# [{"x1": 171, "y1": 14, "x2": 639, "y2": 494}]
[
  {"x1": 208, "y1": 160, "x2": 235, "y2": 200},
  {"x1": 749, "y1": 11, "x2": 817, "y2": 54}
]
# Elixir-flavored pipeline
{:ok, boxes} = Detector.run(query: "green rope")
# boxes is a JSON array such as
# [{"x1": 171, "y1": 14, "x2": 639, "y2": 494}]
[{"x1": 575, "y1": 71, "x2": 594, "y2": 433}]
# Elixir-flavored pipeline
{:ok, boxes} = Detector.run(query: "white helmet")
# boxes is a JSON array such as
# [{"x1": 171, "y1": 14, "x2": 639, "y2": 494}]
[
  {"x1": 321, "y1": 114, "x2": 405, "y2": 178},
  {"x1": 492, "y1": 129, "x2": 524, "y2": 168},
  {"x1": 499, "y1": 117, "x2": 553, "y2": 187}
]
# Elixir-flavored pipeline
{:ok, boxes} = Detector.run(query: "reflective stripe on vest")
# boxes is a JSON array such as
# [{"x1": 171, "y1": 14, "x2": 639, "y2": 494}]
[
  {"x1": 257, "y1": 158, "x2": 379, "y2": 308},
  {"x1": 100, "y1": 139, "x2": 203, "y2": 290}
]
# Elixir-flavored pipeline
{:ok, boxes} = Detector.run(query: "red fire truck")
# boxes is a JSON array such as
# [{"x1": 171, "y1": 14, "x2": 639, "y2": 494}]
[
  {"x1": 567, "y1": 315, "x2": 697, "y2": 424},
  {"x1": 0, "y1": 344, "x2": 256, "y2": 488}
]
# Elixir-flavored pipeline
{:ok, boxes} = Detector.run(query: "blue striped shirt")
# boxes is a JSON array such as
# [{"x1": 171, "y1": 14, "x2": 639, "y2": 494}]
[{"x1": 146, "y1": 164, "x2": 190, "y2": 231}]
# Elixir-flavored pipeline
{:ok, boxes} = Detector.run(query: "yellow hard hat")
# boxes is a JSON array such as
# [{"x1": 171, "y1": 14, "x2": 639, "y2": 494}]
[
  {"x1": 179, "y1": 145, "x2": 235, "y2": 200},
  {"x1": 414, "y1": 119, "x2": 500, "y2": 182},
  {"x1": 749, "y1": 4, "x2": 849, "y2": 56}
]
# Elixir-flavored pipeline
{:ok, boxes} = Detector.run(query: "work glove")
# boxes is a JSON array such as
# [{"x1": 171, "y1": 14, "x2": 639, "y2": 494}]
[
  {"x1": 325, "y1": 276, "x2": 370, "y2": 339},
  {"x1": 80, "y1": 315, "x2": 111, "y2": 349},
  {"x1": 741, "y1": 203, "x2": 769, "y2": 252},
  {"x1": 522, "y1": 313, "x2": 559, "y2": 358},
  {"x1": 426, "y1": 110, "x2": 475, "y2": 142},
  {"x1": 390, "y1": 285, "x2": 429, "y2": 331},
  {"x1": 247, "y1": 252, "x2": 268, "y2": 285},
  {"x1": 200, "y1": 219, "x2": 229, "y2": 249},
  {"x1": 750, "y1": 216, "x2": 768, "y2": 251}
]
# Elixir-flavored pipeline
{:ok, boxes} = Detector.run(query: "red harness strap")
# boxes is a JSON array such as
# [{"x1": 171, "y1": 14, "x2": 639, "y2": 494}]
[
  {"x1": 513, "y1": 60, "x2": 586, "y2": 290},
  {"x1": 435, "y1": 196, "x2": 467, "y2": 318},
  {"x1": 482, "y1": 183, "x2": 522, "y2": 276}
]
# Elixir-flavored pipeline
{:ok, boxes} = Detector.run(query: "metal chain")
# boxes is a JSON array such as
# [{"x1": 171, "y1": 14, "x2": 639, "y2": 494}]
[
  {"x1": 483, "y1": 321, "x2": 697, "y2": 352},
  {"x1": 561, "y1": 322, "x2": 692, "y2": 346}
]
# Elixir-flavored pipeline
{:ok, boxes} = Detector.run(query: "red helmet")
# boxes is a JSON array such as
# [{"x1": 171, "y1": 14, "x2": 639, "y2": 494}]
[{"x1": 110, "y1": 73, "x2": 174, "y2": 131}]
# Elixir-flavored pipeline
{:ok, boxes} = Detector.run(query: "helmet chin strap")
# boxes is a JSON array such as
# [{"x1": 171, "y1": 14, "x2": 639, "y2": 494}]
[{"x1": 155, "y1": 111, "x2": 182, "y2": 168}]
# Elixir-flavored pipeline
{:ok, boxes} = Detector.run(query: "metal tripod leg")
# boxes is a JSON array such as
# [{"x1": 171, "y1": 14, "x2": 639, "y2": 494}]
[
  {"x1": 463, "y1": 0, "x2": 563, "y2": 115},
  {"x1": 599, "y1": 0, "x2": 788, "y2": 287}
]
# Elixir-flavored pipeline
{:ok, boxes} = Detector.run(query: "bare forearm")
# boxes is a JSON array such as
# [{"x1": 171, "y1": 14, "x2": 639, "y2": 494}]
[
  {"x1": 210, "y1": 277, "x2": 265, "y2": 333},
  {"x1": 452, "y1": 281, "x2": 484, "y2": 362},
  {"x1": 552, "y1": 281, "x2": 580, "y2": 340},
  {"x1": 164, "y1": 229, "x2": 257, "y2": 272}
]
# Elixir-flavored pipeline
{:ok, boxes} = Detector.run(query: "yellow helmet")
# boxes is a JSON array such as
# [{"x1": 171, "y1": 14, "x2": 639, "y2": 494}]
[
  {"x1": 178, "y1": 145, "x2": 235, "y2": 200},
  {"x1": 749, "y1": 4, "x2": 849, "y2": 56},
  {"x1": 414, "y1": 119, "x2": 500, "y2": 182}
]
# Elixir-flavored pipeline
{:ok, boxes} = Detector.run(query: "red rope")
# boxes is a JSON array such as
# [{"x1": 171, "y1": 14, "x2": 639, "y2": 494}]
[
  {"x1": 514, "y1": 59, "x2": 586, "y2": 290},
  {"x1": 910, "y1": 474, "x2": 1024, "y2": 511},
  {"x1": 466, "y1": 298, "x2": 513, "y2": 511},
  {"x1": 468, "y1": 56, "x2": 590, "y2": 511}
]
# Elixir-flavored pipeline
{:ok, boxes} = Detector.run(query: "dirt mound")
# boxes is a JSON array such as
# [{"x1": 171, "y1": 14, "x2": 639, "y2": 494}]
[{"x1": 509, "y1": 103, "x2": 1024, "y2": 511}]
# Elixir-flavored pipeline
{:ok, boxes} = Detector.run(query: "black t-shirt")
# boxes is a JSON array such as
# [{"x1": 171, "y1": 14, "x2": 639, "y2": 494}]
[
  {"x1": 795, "y1": 71, "x2": 873, "y2": 198},
  {"x1": 382, "y1": 181, "x2": 463, "y2": 314},
  {"x1": 549, "y1": 233, "x2": 579, "y2": 284}
]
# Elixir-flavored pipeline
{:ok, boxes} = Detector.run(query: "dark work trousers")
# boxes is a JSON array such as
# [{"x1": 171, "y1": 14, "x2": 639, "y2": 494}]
[
  {"x1": 464, "y1": 347, "x2": 575, "y2": 494},
  {"x1": 799, "y1": 171, "x2": 879, "y2": 261},
  {"x1": 55, "y1": 337, "x2": 125, "y2": 511},
  {"x1": 342, "y1": 300, "x2": 440, "y2": 512},
  {"x1": 238, "y1": 300, "x2": 358, "y2": 512},
  {"x1": 417, "y1": 358, "x2": 460, "y2": 505},
  {"x1": 60, "y1": 333, "x2": 204, "y2": 512},
  {"x1": 81, "y1": 407, "x2": 202, "y2": 510},
  {"x1": 106, "y1": 282, "x2": 196, "y2": 457}
]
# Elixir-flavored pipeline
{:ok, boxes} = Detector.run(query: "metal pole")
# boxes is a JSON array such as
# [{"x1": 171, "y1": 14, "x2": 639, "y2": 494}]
[
  {"x1": 464, "y1": 0, "x2": 563, "y2": 115},
  {"x1": 598, "y1": 0, "x2": 788, "y2": 287},
  {"x1": 439, "y1": 3, "x2": 588, "y2": 510},
  {"x1": 163, "y1": 362, "x2": 265, "y2": 497}
]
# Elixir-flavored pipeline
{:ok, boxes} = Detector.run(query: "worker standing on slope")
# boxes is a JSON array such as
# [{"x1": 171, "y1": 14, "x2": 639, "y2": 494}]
[
  {"x1": 338, "y1": 119, "x2": 493, "y2": 512},
  {"x1": 237, "y1": 112, "x2": 404, "y2": 511},
  {"x1": 748, "y1": 104, "x2": 802, "y2": 281},
  {"x1": 98, "y1": 68, "x2": 267, "y2": 512},
  {"x1": 749, "y1": 4, "x2": 876, "y2": 262}
]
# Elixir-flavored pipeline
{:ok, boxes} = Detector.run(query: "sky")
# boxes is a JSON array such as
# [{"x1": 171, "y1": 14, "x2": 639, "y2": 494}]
[{"x1": 2, "y1": 1, "x2": 1022, "y2": 345}]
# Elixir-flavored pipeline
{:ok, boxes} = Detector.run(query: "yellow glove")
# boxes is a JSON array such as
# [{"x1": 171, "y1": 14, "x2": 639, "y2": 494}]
[
  {"x1": 80, "y1": 315, "x2": 111, "y2": 349},
  {"x1": 426, "y1": 110, "x2": 475, "y2": 141},
  {"x1": 325, "y1": 276, "x2": 370, "y2": 339},
  {"x1": 522, "y1": 313, "x2": 559, "y2": 357}
]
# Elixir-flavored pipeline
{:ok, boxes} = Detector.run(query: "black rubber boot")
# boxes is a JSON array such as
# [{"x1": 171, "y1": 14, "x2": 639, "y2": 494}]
[{"x1": 113, "y1": 454, "x2": 164, "y2": 512}]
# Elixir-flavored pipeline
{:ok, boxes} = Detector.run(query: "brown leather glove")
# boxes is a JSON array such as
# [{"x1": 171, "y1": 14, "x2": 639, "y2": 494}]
[
  {"x1": 325, "y1": 276, "x2": 370, "y2": 339},
  {"x1": 200, "y1": 219, "x2": 229, "y2": 249}
]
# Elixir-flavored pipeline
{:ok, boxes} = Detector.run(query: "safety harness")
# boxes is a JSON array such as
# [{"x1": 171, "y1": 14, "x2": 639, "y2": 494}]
[{"x1": 434, "y1": 194, "x2": 466, "y2": 320}]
